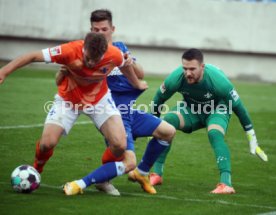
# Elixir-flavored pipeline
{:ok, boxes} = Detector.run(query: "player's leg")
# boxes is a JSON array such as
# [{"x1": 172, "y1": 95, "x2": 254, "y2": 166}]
[
  {"x1": 150, "y1": 104, "x2": 203, "y2": 185},
  {"x1": 128, "y1": 111, "x2": 176, "y2": 193},
  {"x1": 33, "y1": 124, "x2": 64, "y2": 173},
  {"x1": 64, "y1": 93, "x2": 127, "y2": 195},
  {"x1": 33, "y1": 94, "x2": 77, "y2": 173},
  {"x1": 150, "y1": 111, "x2": 183, "y2": 184},
  {"x1": 206, "y1": 114, "x2": 235, "y2": 194},
  {"x1": 150, "y1": 100, "x2": 193, "y2": 184},
  {"x1": 96, "y1": 122, "x2": 136, "y2": 196},
  {"x1": 101, "y1": 114, "x2": 126, "y2": 159}
]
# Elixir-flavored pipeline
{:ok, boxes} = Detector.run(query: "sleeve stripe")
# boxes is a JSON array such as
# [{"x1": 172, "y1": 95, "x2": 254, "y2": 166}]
[
  {"x1": 42, "y1": 48, "x2": 52, "y2": 63},
  {"x1": 118, "y1": 51, "x2": 125, "y2": 68}
]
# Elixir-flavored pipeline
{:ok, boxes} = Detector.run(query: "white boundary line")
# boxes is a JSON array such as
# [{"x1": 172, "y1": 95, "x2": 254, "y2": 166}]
[
  {"x1": 1, "y1": 181, "x2": 276, "y2": 210},
  {"x1": 38, "y1": 184, "x2": 276, "y2": 210},
  {"x1": 0, "y1": 121, "x2": 92, "y2": 130},
  {"x1": 258, "y1": 212, "x2": 276, "y2": 215}
]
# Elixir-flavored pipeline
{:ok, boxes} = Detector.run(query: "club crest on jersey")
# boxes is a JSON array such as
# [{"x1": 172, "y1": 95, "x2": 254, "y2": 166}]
[
  {"x1": 230, "y1": 89, "x2": 239, "y2": 101},
  {"x1": 49, "y1": 46, "x2": 62, "y2": 56},
  {"x1": 100, "y1": 67, "x2": 108, "y2": 74},
  {"x1": 160, "y1": 82, "x2": 166, "y2": 93},
  {"x1": 204, "y1": 92, "x2": 213, "y2": 99}
]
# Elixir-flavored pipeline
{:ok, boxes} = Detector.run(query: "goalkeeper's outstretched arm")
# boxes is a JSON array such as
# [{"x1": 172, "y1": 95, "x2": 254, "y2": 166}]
[{"x1": 233, "y1": 101, "x2": 268, "y2": 162}]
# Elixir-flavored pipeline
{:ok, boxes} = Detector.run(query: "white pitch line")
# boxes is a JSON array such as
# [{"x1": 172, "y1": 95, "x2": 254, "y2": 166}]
[
  {"x1": 0, "y1": 121, "x2": 92, "y2": 130},
  {"x1": 257, "y1": 212, "x2": 276, "y2": 215},
  {"x1": 1, "y1": 181, "x2": 276, "y2": 210}
]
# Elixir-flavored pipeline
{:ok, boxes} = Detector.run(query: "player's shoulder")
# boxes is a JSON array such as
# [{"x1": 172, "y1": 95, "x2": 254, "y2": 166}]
[
  {"x1": 103, "y1": 44, "x2": 124, "y2": 66},
  {"x1": 205, "y1": 64, "x2": 233, "y2": 92},
  {"x1": 47, "y1": 40, "x2": 83, "y2": 63},
  {"x1": 165, "y1": 66, "x2": 184, "y2": 88},
  {"x1": 112, "y1": 41, "x2": 129, "y2": 53},
  {"x1": 106, "y1": 44, "x2": 123, "y2": 58},
  {"x1": 169, "y1": 66, "x2": 184, "y2": 78},
  {"x1": 205, "y1": 64, "x2": 229, "y2": 81},
  {"x1": 60, "y1": 40, "x2": 83, "y2": 55},
  {"x1": 66, "y1": 40, "x2": 84, "y2": 48}
]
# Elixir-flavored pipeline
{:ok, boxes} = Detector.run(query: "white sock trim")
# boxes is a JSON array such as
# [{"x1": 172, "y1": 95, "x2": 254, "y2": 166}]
[
  {"x1": 115, "y1": 161, "x2": 126, "y2": 176},
  {"x1": 137, "y1": 167, "x2": 149, "y2": 176},
  {"x1": 75, "y1": 179, "x2": 86, "y2": 189},
  {"x1": 157, "y1": 139, "x2": 170, "y2": 146}
]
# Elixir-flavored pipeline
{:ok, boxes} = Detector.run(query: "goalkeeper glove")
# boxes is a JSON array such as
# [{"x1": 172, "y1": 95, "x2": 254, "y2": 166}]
[{"x1": 246, "y1": 129, "x2": 268, "y2": 162}]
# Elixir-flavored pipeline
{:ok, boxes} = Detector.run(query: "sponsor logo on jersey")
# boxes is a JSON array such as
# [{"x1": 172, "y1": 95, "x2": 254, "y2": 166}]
[
  {"x1": 160, "y1": 82, "x2": 166, "y2": 93},
  {"x1": 230, "y1": 89, "x2": 239, "y2": 101},
  {"x1": 49, "y1": 46, "x2": 62, "y2": 56}
]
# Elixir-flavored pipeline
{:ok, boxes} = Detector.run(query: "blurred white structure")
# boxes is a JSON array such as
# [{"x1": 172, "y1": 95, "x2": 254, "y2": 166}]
[{"x1": 0, "y1": 0, "x2": 276, "y2": 82}]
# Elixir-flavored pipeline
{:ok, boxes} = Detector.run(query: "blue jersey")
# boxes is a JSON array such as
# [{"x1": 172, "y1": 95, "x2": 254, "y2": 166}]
[
  {"x1": 105, "y1": 41, "x2": 162, "y2": 151},
  {"x1": 107, "y1": 42, "x2": 144, "y2": 108}
]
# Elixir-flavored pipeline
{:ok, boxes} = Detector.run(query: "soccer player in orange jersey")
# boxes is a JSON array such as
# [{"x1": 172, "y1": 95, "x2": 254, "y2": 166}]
[
  {"x1": 0, "y1": 32, "x2": 147, "y2": 192},
  {"x1": 60, "y1": 10, "x2": 175, "y2": 196}
]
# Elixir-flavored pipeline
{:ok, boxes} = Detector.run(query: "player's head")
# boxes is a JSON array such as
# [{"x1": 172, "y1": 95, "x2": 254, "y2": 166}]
[
  {"x1": 181, "y1": 48, "x2": 205, "y2": 84},
  {"x1": 83, "y1": 32, "x2": 108, "y2": 68},
  {"x1": 90, "y1": 9, "x2": 115, "y2": 43}
]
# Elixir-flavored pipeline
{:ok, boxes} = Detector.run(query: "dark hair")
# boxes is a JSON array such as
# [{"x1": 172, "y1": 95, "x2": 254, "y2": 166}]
[
  {"x1": 84, "y1": 32, "x2": 108, "y2": 60},
  {"x1": 90, "y1": 9, "x2": 112, "y2": 25},
  {"x1": 182, "y1": 48, "x2": 204, "y2": 63}
]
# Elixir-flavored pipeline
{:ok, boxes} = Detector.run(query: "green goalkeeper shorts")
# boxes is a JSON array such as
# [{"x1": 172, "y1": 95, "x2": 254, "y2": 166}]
[{"x1": 169, "y1": 103, "x2": 231, "y2": 133}]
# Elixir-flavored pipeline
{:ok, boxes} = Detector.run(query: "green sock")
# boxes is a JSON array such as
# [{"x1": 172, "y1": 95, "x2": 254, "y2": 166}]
[
  {"x1": 208, "y1": 129, "x2": 232, "y2": 186},
  {"x1": 153, "y1": 161, "x2": 164, "y2": 176},
  {"x1": 220, "y1": 171, "x2": 232, "y2": 186},
  {"x1": 153, "y1": 144, "x2": 172, "y2": 176}
]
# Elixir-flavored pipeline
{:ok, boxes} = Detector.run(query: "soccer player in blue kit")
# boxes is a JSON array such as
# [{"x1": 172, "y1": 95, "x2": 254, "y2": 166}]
[{"x1": 62, "y1": 9, "x2": 175, "y2": 196}]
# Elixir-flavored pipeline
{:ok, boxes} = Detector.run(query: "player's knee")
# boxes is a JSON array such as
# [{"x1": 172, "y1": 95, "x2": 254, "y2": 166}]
[
  {"x1": 40, "y1": 135, "x2": 59, "y2": 151},
  {"x1": 154, "y1": 121, "x2": 176, "y2": 142},
  {"x1": 164, "y1": 122, "x2": 176, "y2": 141},
  {"x1": 112, "y1": 145, "x2": 126, "y2": 157},
  {"x1": 163, "y1": 113, "x2": 180, "y2": 129},
  {"x1": 108, "y1": 134, "x2": 127, "y2": 152},
  {"x1": 208, "y1": 129, "x2": 225, "y2": 147},
  {"x1": 109, "y1": 140, "x2": 126, "y2": 158}
]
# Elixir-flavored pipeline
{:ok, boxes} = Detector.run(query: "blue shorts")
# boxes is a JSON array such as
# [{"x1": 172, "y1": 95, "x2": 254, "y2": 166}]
[{"x1": 105, "y1": 109, "x2": 162, "y2": 151}]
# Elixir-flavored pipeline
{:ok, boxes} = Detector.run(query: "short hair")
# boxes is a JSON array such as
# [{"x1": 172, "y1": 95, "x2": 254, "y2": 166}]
[
  {"x1": 182, "y1": 48, "x2": 204, "y2": 63},
  {"x1": 84, "y1": 32, "x2": 108, "y2": 60},
  {"x1": 90, "y1": 9, "x2": 113, "y2": 25}
]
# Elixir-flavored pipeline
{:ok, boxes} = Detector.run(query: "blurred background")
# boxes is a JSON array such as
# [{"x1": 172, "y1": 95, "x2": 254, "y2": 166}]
[{"x1": 0, "y1": 0, "x2": 276, "y2": 82}]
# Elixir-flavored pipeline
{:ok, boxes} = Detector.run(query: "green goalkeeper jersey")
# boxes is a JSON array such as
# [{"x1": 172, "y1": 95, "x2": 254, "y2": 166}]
[{"x1": 152, "y1": 64, "x2": 253, "y2": 131}]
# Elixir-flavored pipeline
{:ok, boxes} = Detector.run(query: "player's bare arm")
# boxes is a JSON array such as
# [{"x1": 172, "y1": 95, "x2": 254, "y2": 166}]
[
  {"x1": 0, "y1": 51, "x2": 44, "y2": 84},
  {"x1": 120, "y1": 64, "x2": 148, "y2": 90},
  {"x1": 133, "y1": 62, "x2": 144, "y2": 79}
]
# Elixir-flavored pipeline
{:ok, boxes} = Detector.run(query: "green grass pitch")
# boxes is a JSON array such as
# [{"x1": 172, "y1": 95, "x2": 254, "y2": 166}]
[{"x1": 0, "y1": 67, "x2": 275, "y2": 215}]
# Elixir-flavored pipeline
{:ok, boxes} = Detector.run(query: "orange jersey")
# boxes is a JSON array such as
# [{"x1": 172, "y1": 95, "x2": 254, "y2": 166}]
[{"x1": 42, "y1": 40, "x2": 124, "y2": 106}]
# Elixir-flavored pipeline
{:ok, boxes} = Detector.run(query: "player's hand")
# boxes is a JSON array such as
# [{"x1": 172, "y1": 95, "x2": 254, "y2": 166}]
[
  {"x1": 59, "y1": 65, "x2": 70, "y2": 75},
  {"x1": 56, "y1": 65, "x2": 69, "y2": 86},
  {"x1": 123, "y1": 53, "x2": 134, "y2": 66},
  {"x1": 137, "y1": 80, "x2": 148, "y2": 90},
  {"x1": 0, "y1": 71, "x2": 6, "y2": 84},
  {"x1": 246, "y1": 129, "x2": 268, "y2": 162}
]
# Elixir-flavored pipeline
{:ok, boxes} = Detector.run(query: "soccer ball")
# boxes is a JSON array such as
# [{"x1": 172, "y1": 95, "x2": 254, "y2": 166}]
[{"x1": 11, "y1": 165, "x2": 41, "y2": 193}]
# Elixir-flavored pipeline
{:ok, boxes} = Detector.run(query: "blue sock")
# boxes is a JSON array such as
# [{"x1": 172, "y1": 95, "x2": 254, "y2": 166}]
[
  {"x1": 138, "y1": 138, "x2": 170, "y2": 173},
  {"x1": 82, "y1": 162, "x2": 125, "y2": 187}
]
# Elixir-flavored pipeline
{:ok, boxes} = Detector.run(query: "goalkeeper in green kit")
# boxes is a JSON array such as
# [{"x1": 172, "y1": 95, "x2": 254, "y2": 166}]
[{"x1": 149, "y1": 48, "x2": 268, "y2": 194}]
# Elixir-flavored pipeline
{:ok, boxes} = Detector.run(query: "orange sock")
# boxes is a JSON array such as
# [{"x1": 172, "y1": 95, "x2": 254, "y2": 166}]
[
  {"x1": 102, "y1": 147, "x2": 124, "y2": 164},
  {"x1": 33, "y1": 140, "x2": 54, "y2": 173}
]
